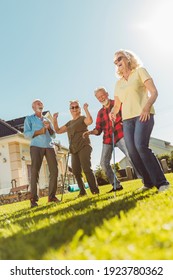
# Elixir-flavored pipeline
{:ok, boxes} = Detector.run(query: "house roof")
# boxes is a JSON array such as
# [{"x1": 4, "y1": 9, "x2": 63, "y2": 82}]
[
  {"x1": 6, "y1": 117, "x2": 26, "y2": 133},
  {"x1": 150, "y1": 137, "x2": 171, "y2": 146},
  {"x1": 0, "y1": 111, "x2": 49, "y2": 137},
  {"x1": 0, "y1": 119, "x2": 19, "y2": 137}
]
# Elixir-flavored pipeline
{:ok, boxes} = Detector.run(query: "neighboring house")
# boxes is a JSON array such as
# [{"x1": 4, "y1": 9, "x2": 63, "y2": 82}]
[
  {"x1": 0, "y1": 112, "x2": 71, "y2": 195},
  {"x1": 119, "y1": 137, "x2": 173, "y2": 169}
]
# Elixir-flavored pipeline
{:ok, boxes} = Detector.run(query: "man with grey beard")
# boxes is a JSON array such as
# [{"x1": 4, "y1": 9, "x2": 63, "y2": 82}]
[
  {"x1": 83, "y1": 87, "x2": 135, "y2": 192},
  {"x1": 24, "y1": 99, "x2": 59, "y2": 207}
]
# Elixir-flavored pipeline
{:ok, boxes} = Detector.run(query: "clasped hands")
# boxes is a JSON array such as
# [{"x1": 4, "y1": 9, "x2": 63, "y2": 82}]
[{"x1": 40, "y1": 120, "x2": 51, "y2": 134}]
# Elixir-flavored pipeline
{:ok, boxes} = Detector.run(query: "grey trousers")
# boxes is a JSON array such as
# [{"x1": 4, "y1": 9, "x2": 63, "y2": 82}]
[
  {"x1": 71, "y1": 145, "x2": 99, "y2": 194},
  {"x1": 30, "y1": 146, "x2": 58, "y2": 201}
]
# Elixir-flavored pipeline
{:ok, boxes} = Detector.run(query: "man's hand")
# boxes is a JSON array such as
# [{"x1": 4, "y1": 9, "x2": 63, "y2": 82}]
[
  {"x1": 82, "y1": 131, "x2": 90, "y2": 138},
  {"x1": 43, "y1": 120, "x2": 54, "y2": 135},
  {"x1": 43, "y1": 120, "x2": 50, "y2": 130},
  {"x1": 33, "y1": 127, "x2": 46, "y2": 138}
]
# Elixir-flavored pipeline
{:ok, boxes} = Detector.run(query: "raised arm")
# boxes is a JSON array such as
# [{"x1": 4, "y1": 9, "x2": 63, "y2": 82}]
[
  {"x1": 53, "y1": 113, "x2": 67, "y2": 134},
  {"x1": 83, "y1": 103, "x2": 93, "y2": 126}
]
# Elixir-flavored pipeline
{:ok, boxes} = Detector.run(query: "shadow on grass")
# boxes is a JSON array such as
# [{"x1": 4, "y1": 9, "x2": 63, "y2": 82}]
[{"x1": 0, "y1": 189, "x2": 156, "y2": 260}]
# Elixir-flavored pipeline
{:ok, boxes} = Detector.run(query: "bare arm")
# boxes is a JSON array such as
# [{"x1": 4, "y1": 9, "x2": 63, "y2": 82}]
[
  {"x1": 53, "y1": 113, "x2": 67, "y2": 134},
  {"x1": 83, "y1": 128, "x2": 99, "y2": 138},
  {"x1": 83, "y1": 103, "x2": 93, "y2": 126},
  {"x1": 33, "y1": 127, "x2": 46, "y2": 137},
  {"x1": 109, "y1": 96, "x2": 121, "y2": 121},
  {"x1": 113, "y1": 96, "x2": 121, "y2": 115},
  {"x1": 140, "y1": 79, "x2": 158, "y2": 122}
]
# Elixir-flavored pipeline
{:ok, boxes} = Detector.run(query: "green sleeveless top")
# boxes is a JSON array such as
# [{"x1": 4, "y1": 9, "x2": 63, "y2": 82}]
[{"x1": 65, "y1": 116, "x2": 91, "y2": 153}]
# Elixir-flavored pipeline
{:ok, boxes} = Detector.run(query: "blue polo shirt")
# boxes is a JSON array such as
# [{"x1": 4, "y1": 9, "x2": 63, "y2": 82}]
[{"x1": 24, "y1": 114, "x2": 55, "y2": 148}]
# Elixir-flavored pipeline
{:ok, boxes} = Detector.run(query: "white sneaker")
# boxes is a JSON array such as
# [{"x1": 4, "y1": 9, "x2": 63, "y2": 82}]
[
  {"x1": 158, "y1": 184, "x2": 170, "y2": 193},
  {"x1": 137, "y1": 186, "x2": 151, "y2": 192}
]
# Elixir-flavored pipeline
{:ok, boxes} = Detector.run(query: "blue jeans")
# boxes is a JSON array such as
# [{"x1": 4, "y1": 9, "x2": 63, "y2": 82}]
[
  {"x1": 100, "y1": 137, "x2": 133, "y2": 187},
  {"x1": 123, "y1": 115, "x2": 169, "y2": 188}
]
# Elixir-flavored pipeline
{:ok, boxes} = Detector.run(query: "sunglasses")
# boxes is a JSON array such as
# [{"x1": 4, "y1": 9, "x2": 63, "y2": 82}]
[
  {"x1": 70, "y1": 105, "x2": 79, "y2": 110},
  {"x1": 114, "y1": 56, "x2": 124, "y2": 65}
]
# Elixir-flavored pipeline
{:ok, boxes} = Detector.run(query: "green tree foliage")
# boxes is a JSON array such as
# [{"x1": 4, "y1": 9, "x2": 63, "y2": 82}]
[
  {"x1": 94, "y1": 165, "x2": 109, "y2": 186},
  {"x1": 111, "y1": 162, "x2": 121, "y2": 178},
  {"x1": 95, "y1": 163, "x2": 121, "y2": 185}
]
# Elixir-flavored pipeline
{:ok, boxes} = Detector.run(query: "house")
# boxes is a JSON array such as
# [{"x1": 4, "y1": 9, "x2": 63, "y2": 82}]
[
  {"x1": 0, "y1": 112, "x2": 72, "y2": 195},
  {"x1": 119, "y1": 137, "x2": 173, "y2": 169}
]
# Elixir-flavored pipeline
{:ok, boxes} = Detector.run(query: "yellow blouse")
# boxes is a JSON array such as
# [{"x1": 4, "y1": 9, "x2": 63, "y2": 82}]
[{"x1": 114, "y1": 67, "x2": 155, "y2": 120}]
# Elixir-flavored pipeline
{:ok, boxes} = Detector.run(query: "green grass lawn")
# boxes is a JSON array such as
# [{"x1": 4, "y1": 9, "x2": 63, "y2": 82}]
[{"x1": 0, "y1": 174, "x2": 173, "y2": 260}]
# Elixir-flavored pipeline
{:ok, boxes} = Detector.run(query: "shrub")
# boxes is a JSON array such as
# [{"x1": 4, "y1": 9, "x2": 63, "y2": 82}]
[
  {"x1": 157, "y1": 153, "x2": 173, "y2": 171},
  {"x1": 95, "y1": 165, "x2": 109, "y2": 186}
]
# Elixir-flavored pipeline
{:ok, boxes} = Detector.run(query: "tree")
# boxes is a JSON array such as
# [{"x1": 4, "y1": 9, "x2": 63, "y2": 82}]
[
  {"x1": 111, "y1": 162, "x2": 121, "y2": 178},
  {"x1": 94, "y1": 165, "x2": 109, "y2": 186}
]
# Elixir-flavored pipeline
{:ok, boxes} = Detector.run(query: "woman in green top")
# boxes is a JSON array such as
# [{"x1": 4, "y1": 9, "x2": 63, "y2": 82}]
[
  {"x1": 111, "y1": 49, "x2": 169, "y2": 193},
  {"x1": 53, "y1": 101, "x2": 99, "y2": 196}
]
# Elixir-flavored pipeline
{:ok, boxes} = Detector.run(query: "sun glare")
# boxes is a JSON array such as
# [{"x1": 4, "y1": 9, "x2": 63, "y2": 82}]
[{"x1": 137, "y1": 1, "x2": 173, "y2": 53}]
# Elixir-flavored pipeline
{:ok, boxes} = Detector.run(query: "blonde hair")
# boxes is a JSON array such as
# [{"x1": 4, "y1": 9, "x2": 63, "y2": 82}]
[{"x1": 114, "y1": 49, "x2": 142, "y2": 77}]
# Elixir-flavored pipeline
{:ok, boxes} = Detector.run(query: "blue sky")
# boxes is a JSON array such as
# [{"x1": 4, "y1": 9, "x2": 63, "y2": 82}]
[{"x1": 0, "y1": 0, "x2": 173, "y2": 168}]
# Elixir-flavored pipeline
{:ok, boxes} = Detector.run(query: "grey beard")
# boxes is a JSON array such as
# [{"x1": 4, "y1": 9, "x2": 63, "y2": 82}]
[
  {"x1": 36, "y1": 107, "x2": 43, "y2": 113},
  {"x1": 101, "y1": 99, "x2": 109, "y2": 106}
]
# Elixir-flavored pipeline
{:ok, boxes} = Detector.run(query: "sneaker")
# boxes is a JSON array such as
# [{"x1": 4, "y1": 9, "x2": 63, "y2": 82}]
[
  {"x1": 77, "y1": 193, "x2": 87, "y2": 198},
  {"x1": 137, "y1": 185, "x2": 152, "y2": 192},
  {"x1": 30, "y1": 199, "x2": 38, "y2": 208},
  {"x1": 48, "y1": 196, "x2": 60, "y2": 203},
  {"x1": 107, "y1": 185, "x2": 123, "y2": 193},
  {"x1": 92, "y1": 191, "x2": 99, "y2": 195},
  {"x1": 158, "y1": 184, "x2": 170, "y2": 193}
]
